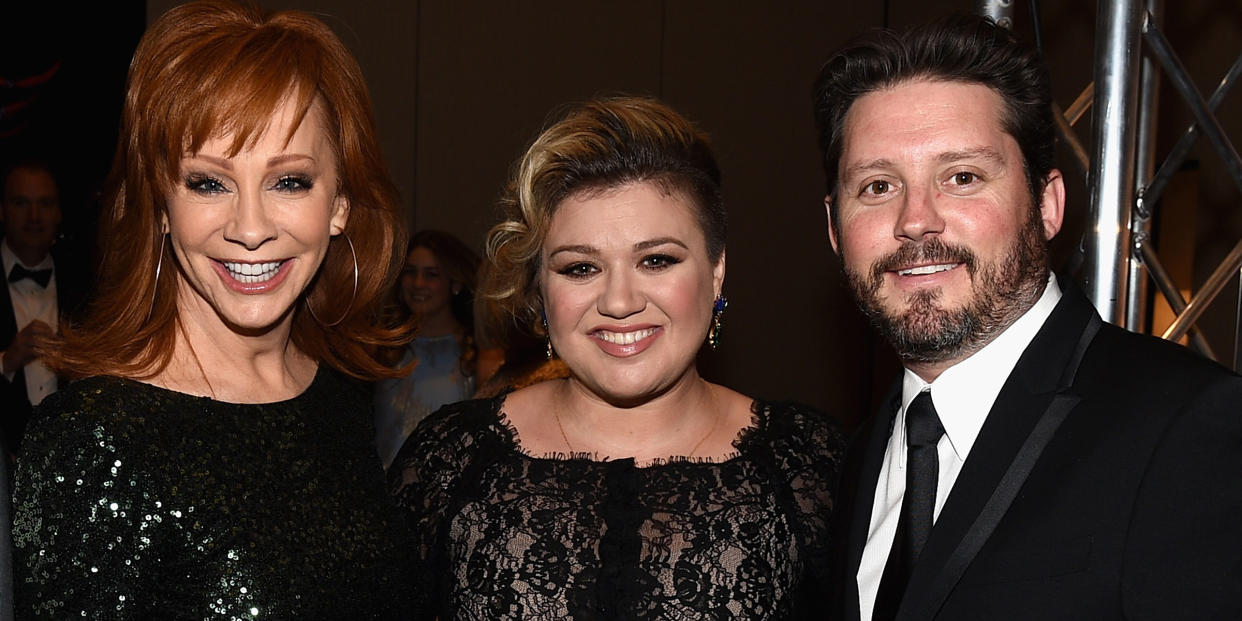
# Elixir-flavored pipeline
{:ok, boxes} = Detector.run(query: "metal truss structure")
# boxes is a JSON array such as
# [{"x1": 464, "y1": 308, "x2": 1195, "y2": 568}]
[{"x1": 982, "y1": 0, "x2": 1242, "y2": 368}]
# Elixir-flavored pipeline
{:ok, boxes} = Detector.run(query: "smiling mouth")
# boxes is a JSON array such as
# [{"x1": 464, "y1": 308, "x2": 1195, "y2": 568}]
[
  {"x1": 896, "y1": 263, "x2": 961, "y2": 276},
  {"x1": 221, "y1": 260, "x2": 286, "y2": 284},
  {"x1": 595, "y1": 327, "x2": 658, "y2": 345}
]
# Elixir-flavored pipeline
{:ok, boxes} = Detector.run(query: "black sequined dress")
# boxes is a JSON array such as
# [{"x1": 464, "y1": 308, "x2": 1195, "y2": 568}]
[
  {"x1": 13, "y1": 367, "x2": 416, "y2": 619},
  {"x1": 388, "y1": 395, "x2": 844, "y2": 620}
]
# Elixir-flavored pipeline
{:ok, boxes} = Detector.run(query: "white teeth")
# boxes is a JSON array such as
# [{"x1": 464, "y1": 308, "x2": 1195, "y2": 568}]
[
  {"x1": 897, "y1": 263, "x2": 958, "y2": 276},
  {"x1": 222, "y1": 261, "x2": 283, "y2": 283},
  {"x1": 596, "y1": 328, "x2": 657, "y2": 345}
]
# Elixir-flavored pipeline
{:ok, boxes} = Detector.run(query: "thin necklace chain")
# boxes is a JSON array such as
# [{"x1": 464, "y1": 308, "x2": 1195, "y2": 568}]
[{"x1": 553, "y1": 391, "x2": 722, "y2": 459}]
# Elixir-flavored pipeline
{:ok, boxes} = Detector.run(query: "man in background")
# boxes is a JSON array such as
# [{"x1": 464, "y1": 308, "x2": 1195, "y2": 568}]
[{"x1": 1, "y1": 161, "x2": 85, "y2": 459}]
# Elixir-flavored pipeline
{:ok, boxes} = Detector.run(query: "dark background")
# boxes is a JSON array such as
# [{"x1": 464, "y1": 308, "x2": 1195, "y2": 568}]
[
  {"x1": 4, "y1": 1, "x2": 1238, "y2": 431},
  {"x1": 0, "y1": 3, "x2": 146, "y2": 275}
]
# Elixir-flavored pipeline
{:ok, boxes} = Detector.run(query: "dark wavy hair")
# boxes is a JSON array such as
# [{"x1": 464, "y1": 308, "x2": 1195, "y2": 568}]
[
  {"x1": 1, "y1": 159, "x2": 58, "y2": 198},
  {"x1": 392, "y1": 230, "x2": 481, "y2": 376},
  {"x1": 405, "y1": 230, "x2": 480, "y2": 331},
  {"x1": 812, "y1": 14, "x2": 1055, "y2": 226}
]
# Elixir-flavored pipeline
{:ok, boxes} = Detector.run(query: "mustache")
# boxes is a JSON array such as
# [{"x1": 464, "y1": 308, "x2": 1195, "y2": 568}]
[{"x1": 869, "y1": 238, "x2": 976, "y2": 282}]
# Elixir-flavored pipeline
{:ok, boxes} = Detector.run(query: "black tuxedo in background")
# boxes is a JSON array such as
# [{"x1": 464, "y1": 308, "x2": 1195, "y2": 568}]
[
  {"x1": 828, "y1": 279, "x2": 1242, "y2": 620},
  {"x1": 0, "y1": 245, "x2": 88, "y2": 457}
]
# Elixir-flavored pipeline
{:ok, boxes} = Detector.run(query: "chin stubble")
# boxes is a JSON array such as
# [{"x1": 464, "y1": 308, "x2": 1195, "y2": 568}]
[{"x1": 845, "y1": 210, "x2": 1049, "y2": 364}]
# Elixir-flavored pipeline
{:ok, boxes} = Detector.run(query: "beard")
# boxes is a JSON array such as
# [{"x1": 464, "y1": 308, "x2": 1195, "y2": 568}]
[{"x1": 844, "y1": 208, "x2": 1050, "y2": 365}]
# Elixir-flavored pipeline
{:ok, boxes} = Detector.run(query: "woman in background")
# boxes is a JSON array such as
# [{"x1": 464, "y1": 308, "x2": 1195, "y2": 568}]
[
  {"x1": 13, "y1": 1, "x2": 415, "y2": 617},
  {"x1": 390, "y1": 95, "x2": 844, "y2": 619},
  {"x1": 374, "y1": 230, "x2": 482, "y2": 468}
]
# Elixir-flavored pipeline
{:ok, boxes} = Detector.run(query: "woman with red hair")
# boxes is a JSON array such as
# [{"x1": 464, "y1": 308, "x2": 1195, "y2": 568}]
[{"x1": 13, "y1": 1, "x2": 416, "y2": 616}]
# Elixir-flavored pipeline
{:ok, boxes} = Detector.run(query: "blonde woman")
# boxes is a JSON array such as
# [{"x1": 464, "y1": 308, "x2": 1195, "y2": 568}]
[{"x1": 390, "y1": 96, "x2": 844, "y2": 620}]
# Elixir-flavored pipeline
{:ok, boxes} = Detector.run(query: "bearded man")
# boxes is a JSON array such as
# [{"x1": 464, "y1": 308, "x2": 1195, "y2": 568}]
[{"x1": 814, "y1": 15, "x2": 1242, "y2": 621}]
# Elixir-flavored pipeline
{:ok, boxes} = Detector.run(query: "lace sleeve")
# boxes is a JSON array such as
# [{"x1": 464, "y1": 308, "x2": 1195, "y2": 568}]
[
  {"x1": 762, "y1": 401, "x2": 847, "y2": 591},
  {"x1": 387, "y1": 397, "x2": 498, "y2": 618},
  {"x1": 13, "y1": 391, "x2": 155, "y2": 618}
]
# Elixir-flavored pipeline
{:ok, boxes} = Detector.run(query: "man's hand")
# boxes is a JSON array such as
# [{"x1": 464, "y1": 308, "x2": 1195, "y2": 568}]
[{"x1": 2, "y1": 320, "x2": 54, "y2": 375}]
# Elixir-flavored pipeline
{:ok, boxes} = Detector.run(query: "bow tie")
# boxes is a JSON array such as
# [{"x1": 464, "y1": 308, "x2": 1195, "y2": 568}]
[{"x1": 8, "y1": 264, "x2": 53, "y2": 288}]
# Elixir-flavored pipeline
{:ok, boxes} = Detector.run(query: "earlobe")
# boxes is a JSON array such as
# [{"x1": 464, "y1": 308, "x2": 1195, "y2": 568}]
[
  {"x1": 1040, "y1": 170, "x2": 1066, "y2": 240},
  {"x1": 712, "y1": 250, "x2": 726, "y2": 298},
  {"x1": 160, "y1": 212, "x2": 170, "y2": 234},
  {"x1": 330, "y1": 195, "x2": 351, "y2": 236}
]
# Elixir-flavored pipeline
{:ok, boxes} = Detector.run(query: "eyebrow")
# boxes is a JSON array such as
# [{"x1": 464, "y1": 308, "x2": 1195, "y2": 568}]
[
  {"x1": 547, "y1": 237, "x2": 689, "y2": 259},
  {"x1": 841, "y1": 147, "x2": 1008, "y2": 181},
  {"x1": 935, "y1": 147, "x2": 1006, "y2": 166},
  {"x1": 185, "y1": 153, "x2": 316, "y2": 170},
  {"x1": 189, "y1": 154, "x2": 234, "y2": 170},
  {"x1": 267, "y1": 153, "x2": 317, "y2": 167},
  {"x1": 547, "y1": 244, "x2": 597, "y2": 259},
  {"x1": 635, "y1": 237, "x2": 688, "y2": 251},
  {"x1": 841, "y1": 158, "x2": 895, "y2": 182}
]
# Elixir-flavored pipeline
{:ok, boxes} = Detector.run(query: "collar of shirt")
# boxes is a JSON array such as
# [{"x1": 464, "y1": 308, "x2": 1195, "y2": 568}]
[
  {"x1": 1, "y1": 238, "x2": 55, "y2": 281},
  {"x1": 898, "y1": 272, "x2": 1063, "y2": 464}
]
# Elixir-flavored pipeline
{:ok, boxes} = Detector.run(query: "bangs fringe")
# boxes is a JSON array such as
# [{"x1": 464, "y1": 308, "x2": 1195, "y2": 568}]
[{"x1": 154, "y1": 23, "x2": 326, "y2": 190}]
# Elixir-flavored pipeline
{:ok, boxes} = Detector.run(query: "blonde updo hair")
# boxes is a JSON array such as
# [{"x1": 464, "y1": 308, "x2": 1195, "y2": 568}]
[{"x1": 483, "y1": 95, "x2": 725, "y2": 335}]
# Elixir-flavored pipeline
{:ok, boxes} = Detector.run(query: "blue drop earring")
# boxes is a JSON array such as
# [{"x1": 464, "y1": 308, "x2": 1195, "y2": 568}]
[{"x1": 708, "y1": 294, "x2": 728, "y2": 350}]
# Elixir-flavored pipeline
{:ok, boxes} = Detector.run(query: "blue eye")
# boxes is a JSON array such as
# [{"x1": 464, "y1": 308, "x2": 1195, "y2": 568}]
[
  {"x1": 273, "y1": 175, "x2": 313, "y2": 192},
  {"x1": 185, "y1": 174, "x2": 227, "y2": 195}
]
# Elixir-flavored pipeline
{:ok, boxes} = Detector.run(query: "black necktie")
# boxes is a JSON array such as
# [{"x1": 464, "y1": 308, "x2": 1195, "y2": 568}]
[
  {"x1": 8, "y1": 264, "x2": 53, "y2": 288},
  {"x1": 873, "y1": 391, "x2": 945, "y2": 621}
]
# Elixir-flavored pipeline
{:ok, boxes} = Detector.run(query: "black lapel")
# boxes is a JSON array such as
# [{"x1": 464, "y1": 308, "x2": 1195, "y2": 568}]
[
  {"x1": 0, "y1": 269, "x2": 30, "y2": 431},
  {"x1": 0, "y1": 274, "x2": 16, "y2": 348},
  {"x1": 895, "y1": 283, "x2": 1103, "y2": 620}
]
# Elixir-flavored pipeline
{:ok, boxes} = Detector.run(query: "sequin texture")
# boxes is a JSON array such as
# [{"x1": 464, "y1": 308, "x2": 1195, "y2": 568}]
[{"x1": 14, "y1": 367, "x2": 416, "y2": 618}]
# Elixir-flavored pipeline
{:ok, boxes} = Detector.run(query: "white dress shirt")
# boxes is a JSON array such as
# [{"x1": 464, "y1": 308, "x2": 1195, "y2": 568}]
[
  {"x1": 856, "y1": 273, "x2": 1062, "y2": 620},
  {"x1": 1, "y1": 239, "x2": 59, "y2": 406}
]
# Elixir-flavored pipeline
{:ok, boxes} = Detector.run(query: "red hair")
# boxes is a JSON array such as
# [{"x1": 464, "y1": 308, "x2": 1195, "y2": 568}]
[{"x1": 47, "y1": 0, "x2": 410, "y2": 381}]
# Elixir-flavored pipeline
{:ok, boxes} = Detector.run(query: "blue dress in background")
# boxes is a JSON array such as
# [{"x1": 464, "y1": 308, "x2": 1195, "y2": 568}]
[{"x1": 373, "y1": 334, "x2": 475, "y2": 468}]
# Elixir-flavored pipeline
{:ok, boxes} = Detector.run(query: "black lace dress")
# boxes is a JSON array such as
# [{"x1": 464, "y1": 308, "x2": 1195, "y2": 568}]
[
  {"x1": 388, "y1": 394, "x2": 844, "y2": 620},
  {"x1": 13, "y1": 367, "x2": 416, "y2": 619}
]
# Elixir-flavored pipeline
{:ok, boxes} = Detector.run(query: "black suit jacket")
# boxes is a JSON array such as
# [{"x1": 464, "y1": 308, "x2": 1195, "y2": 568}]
[
  {"x1": 0, "y1": 247, "x2": 88, "y2": 456},
  {"x1": 828, "y1": 279, "x2": 1242, "y2": 620}
]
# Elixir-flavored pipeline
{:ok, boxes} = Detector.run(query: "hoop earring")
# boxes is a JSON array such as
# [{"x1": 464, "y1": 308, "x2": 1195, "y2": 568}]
[
  {"x1": 147, "y1": 234, "x2": 167, "y2": 321},
  {"x1": 305, "y1": 233, "x2": 359, "y2": 327},
  {"x1": 541, "y1": 309, "x2": 553, "y2": 360},
  {"x1": 707, "y1": 294, "x2": 728, "y2": 350}
]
